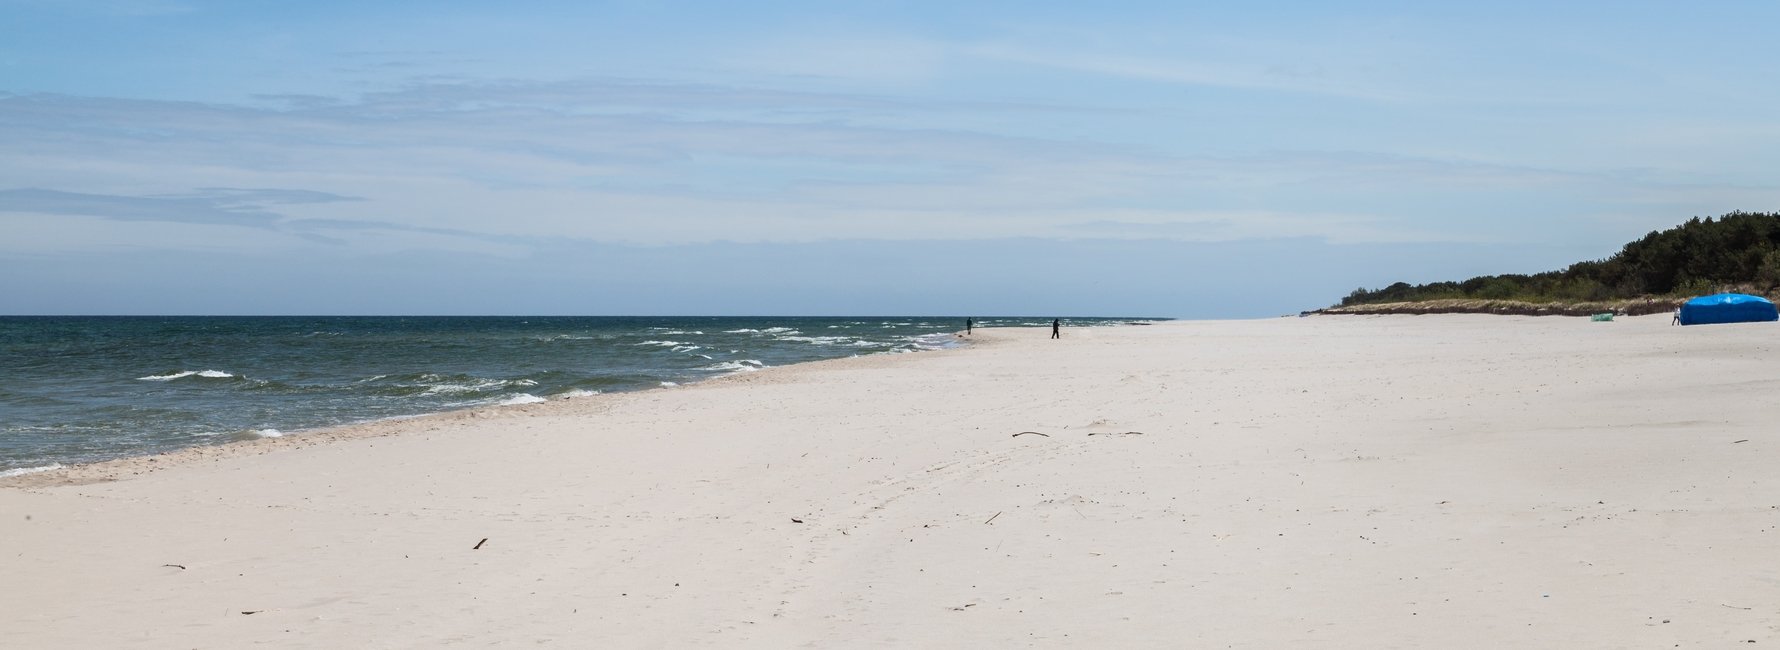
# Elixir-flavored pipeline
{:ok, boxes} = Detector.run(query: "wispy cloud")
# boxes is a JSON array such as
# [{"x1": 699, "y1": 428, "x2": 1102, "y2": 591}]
[
  {"x1": 0, "y1": 188, "x2": 301, "y2": 227},
  {"x1": 1, "y1": 73, "x2": 1768, "y2": 255}
]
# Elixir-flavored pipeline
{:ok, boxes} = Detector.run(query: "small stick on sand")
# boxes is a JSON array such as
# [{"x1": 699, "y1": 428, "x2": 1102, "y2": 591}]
[
  {"x1": 473, "y1": 538, "x2": 488, "y2": 550},
  {"x1": 1012, "y1": 432, "x2": 1050, "y2": 438},
  {"x1": 984, "y1": 511, "x2": 1002, "y2": 524}
]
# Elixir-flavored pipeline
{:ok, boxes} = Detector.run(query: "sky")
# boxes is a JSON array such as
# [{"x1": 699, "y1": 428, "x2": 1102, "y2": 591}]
[{"x1": 4, "y1": 1, "x2": 1778, "y2": 317}]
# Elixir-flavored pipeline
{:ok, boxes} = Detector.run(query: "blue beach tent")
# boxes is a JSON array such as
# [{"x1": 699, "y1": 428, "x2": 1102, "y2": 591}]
[{"x1": 1677, "y1": 293, "x2": 1779, "y2": 325}]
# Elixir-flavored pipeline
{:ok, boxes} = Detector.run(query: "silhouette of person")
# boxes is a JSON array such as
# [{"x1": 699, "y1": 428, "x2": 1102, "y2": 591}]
[
  {"x1": 966, "y1": 318, "x2": 973, "y2": 335},
  {"x1": 1051, "y1": 318, "x2": 1060, "y2": 339}
]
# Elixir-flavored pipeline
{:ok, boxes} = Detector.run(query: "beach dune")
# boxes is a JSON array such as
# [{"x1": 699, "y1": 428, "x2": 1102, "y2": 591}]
[{"x1": 5, "y1": 314, "x2": 1778, "y2": 647}]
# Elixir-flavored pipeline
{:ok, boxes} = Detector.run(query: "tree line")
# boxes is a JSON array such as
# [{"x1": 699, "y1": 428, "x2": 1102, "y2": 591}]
[{"x1": 1340, "y1": 211, "x2": 1780, "y2": 307}]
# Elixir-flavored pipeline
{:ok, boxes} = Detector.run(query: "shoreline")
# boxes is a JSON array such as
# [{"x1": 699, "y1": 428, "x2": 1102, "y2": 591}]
[
  {"x1": 0, "y1": 329, "x2": 989, "y2": 489},
  {"x1": 0, "y1": 315, "x2": 1035, "y2": 479},
  {"x1": 7, "y1": 315, "x2": 1778, "y2": 646}
]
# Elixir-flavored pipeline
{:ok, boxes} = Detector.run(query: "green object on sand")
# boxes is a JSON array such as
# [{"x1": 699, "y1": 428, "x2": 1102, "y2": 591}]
[{"x1": 1591, "y1": 313, "x2": 1614, "y2": 322}]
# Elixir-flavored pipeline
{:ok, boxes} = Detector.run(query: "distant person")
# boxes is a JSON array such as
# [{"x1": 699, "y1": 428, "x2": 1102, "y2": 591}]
[
  {"x1": 1051, "y1": 318, "x2": 1061, "y2": 339},
  {"x1": 966, "y1": 318, "x2": 973, "y2": 335}
]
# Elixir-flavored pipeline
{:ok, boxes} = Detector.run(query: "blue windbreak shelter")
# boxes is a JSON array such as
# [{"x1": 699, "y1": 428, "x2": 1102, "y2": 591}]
[{"x1": 1677, "y1": 293, "x2": 1779, "y2": 325}]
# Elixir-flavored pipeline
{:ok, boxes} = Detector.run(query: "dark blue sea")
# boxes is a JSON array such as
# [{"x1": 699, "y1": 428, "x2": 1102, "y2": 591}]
[{"x1": 0, "y1": 316, "x2": 1153, "y2": 474}]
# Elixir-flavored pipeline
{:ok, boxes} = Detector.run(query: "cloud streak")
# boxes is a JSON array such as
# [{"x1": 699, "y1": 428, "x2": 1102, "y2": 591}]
[{"x1": 2, "y1": 71, "x2": 1772, "y2": 256}]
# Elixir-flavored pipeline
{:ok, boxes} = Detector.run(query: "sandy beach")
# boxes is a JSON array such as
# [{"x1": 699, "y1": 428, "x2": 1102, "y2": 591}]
[{"x1": 5, "y1": 314, "x2": 1778, "y2": 647}]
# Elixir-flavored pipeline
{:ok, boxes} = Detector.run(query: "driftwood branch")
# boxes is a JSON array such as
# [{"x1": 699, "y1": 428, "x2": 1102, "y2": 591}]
[
  {"x1": 473, "y1": 538, "x2": 488, "y2": 550},
  {"x1": 1011, "y1": 431, "x2": 1050, "y2": 438},
  {"x1": 984, "y1": 511, "x2": 1002, "y2": 524}
]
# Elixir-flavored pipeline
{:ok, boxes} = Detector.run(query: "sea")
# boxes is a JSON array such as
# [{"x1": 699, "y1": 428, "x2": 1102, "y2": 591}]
[{"x1": 0, "y1": 316, "x2": 1154, "y2": 475}]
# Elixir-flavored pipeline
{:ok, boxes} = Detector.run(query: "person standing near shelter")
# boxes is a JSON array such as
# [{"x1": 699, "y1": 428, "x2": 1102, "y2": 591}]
[{"x1": 1051, "y1": 318, "x2": 1061, "y2": 339}]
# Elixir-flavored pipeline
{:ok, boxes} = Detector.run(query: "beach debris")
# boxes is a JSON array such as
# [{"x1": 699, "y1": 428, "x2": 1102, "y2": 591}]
[
  {"x1": 1011, "y1": 431, "x2": 1050, "y2": 438},
  {"x1": 241, "y1": 610, "x2": 262, "y2": 615},
  {"x1": 948, "y1": 603, "x2": 977, "y2": 611},
  {"x1": 162, "y1": 564, "x2": 186, "y2": 570},
  {"x1": 790, "y1": 518, "x2": 804, "y2": 524},
  {"x1": 984, "y1": 511, "x2": 1002, "y2": 525},
  {"x1": 1722, "y1": 603, "x2": 1754, "y2": 610},
  {"x1": 473, "y1": 538, "x2": 488, "y2": 550},
  {"x1": 1087, "y1": 431, "x2": 1146, "y2": 436},
  {"x1": 1733, "y1": 439, "x2": 1749, "y2": 444}
]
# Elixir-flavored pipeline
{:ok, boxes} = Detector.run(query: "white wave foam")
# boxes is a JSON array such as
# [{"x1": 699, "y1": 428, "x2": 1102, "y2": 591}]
[
  {"x1": 703, "y1": 360, "x2": 766, "y2": 373},
  {"x1": 557, "y1": 389, "x2": 600, "y2": 399},
  {"x1": 659, "y1": 381, "x2": 679, "y2": 387},
  {"x1": 138, "y1": 369, "x2": 234, "y2": 381},
  {"x1": 671, "y1": 345, "x2": 702, "y2": 353},
  {"x1": 723, "y1": 328, "x2": 759, "y2": 333},
  {"x1": 250, "y1": 428, "x2": 283, "y2": 438},
  {"x1": 636, "y1": 340, "x2": 684, "y2": 347},
  {"x1": 761, "y1": 327, "x2": 798, "y2": 334},
  {"x1": 776, "y1": 335, "x2": 850, "y2": 345},
  {"x1": 498, "y1": 393, "x2": 547, "y2": 406},
  {"x1": 0, "y1": 464, "x2": 63, "y2": 479},
  {"x1": 421, "y1": 378, "x2": 532, "y2": 396}
]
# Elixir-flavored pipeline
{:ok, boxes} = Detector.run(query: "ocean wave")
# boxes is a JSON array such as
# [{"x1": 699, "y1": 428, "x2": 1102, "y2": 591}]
[
  {"x1": 137, "y1": 370, "x2": 235, "y2": 381},
  {"x1": 556, "y1": 388, "x2": 600, "y2": 399},
  {"x1": 0, "y1": 464, "x2": 63, "y2": 479},
  {"x1": 703, "y1": 360, "x2": 766, "y2": 373},
  {"x1": 761, "y1": 327, "x2": 798, "y2": 334},
  {"x1": 423, "y1": 377, "x2": 516, "y2": 391},
  {"x1": 775, "y1": 335, "x2": 852, "y2": 345},
  {"x1": 498, "y1": 393, "x2": 547, "y2": 406},
  {"x1": 671, "y1": 345, "x2": 702, "y2": 353},
  {"x1": 419, "y1": 377, "x2": 536, "y2": 396},
  {"x1": 723, "y1": 329, "x2": 759, "y2": 333},
  {"x1": 636, "y1": 340, "x2": 684, "y2": 347},
  {"x1": 659, "y1": 381, "x2": 679, "y2": 387},
  {"x1": 222, "y1": 428, "x2": 284, "y2": 442}
]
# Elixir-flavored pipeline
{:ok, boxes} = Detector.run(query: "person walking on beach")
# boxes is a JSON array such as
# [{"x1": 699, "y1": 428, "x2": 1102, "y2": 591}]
[
  {"x1": 966, "y1": 317, "x2": 973, "y2": 335},
  {"x1": 1051, "y1": 318, "x2": 1061, "y2": 339}
]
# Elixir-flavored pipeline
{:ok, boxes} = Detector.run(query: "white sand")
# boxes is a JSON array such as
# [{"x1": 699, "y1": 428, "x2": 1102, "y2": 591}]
[{"x1": 4, "y1": 314, "x2": 1778, "y2": 647}]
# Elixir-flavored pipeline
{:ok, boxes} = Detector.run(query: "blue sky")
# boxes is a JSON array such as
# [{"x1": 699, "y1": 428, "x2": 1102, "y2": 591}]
[{"x1": 3, "y1": 1, "x2": 1777, "y2": 316}]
